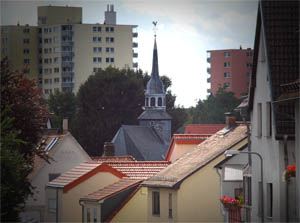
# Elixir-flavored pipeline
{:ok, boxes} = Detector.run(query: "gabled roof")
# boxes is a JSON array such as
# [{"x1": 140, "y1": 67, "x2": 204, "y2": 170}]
[
  {"x1": 184, "y1": 124, "x2": 225, "y2": 135},
  {"x1": 138, "y1": 110, "x2": 172, "y2": 120},
  {"x1": 142, "y1": 125, "x2": 247, "y2": 188},
  {"x1": 112, "y1": 125, "x2": 169, "y2": 161},
  {"x1": 80, "y1": 178, "x2": 141, "y2": 202},
  {"x1": 248, "y1": 0, "x2": 299, "y2": 138}
]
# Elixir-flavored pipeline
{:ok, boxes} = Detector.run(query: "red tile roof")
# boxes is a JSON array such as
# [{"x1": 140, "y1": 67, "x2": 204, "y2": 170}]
[
  {"x1": 185, "y1": 124, "x2": 225, "y2": 135},
  {"x1": 81, "y1": 178, "x2": 141, "y2": 201}
]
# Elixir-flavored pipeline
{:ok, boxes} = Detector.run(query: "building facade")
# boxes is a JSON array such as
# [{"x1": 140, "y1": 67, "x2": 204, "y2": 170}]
[
  {"x1": 1, "y1": 5, "x2": 138, "y2": 96},
  {"x1": 206, "y1": 48, "x2": 253, "y2": 98}
]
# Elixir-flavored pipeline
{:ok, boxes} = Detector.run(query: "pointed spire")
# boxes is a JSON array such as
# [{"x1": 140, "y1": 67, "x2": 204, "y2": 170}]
[{"x1": 151, "y1": 36, "x2": 160, "y2": 81}]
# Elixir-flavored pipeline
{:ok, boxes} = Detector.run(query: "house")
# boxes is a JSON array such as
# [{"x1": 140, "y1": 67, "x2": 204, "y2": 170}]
[
  {"x1": 20, "y1": 130, "x2": 91, "y2": 223},
  {"x1": 248, "y1": 0, "x2": 299, "y2": 222},
  {"x1": 112, "y1": 35, "x2": 171, "y2": 161},
  {"x1": 45, "y1": 160, "x2": 169, "y2": 222},
  {"x1": 107, "y1": 120, "x2": 247, "y2": 222}
]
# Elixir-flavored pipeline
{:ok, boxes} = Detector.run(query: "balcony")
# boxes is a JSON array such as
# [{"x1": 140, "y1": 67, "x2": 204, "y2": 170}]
[
  {"x1": 62, "y1": 82, "x2": 74, "y2": 88},
  {"x1": 132, "y1": 32, "x2": 138, "y2": 38},
  {"x1": 132, "y1": 42, "x2": 138, "y2": 48},
  {"x1": 133, "y1": 52, "x2": 138, "y2": 58},
  {"x1": 62, "y1": 71, "x2": 74, "y2": 77},
  {"x1": 61, "y1": 41, "x2": 74, "y2": 47},
  {"x1": 207, "y1": 78, "x2": 211, "y2": 83},
  {"x1": 61, "y1": 51, "x2": 74, "y2": 57},
  {"x1": 62, "y1": 61, "x2": 74, "y2": 67},
  {"x1": 207, "y1": 68, "x2": 211, "y2": 74},
  {"x1": 61, "y1": 30, "x2": 74, "y2": 36},
  {"x1": 133, "y1": 62, "x2": 138, "y2": 68},
  {"x1": 207, "y1": 57, "x2": 211, "y2": 63}
]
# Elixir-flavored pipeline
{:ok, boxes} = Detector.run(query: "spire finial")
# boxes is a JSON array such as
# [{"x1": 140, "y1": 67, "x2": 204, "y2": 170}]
[{"x1": 152, "y1": 21, "x2": 158, "y2": 38}]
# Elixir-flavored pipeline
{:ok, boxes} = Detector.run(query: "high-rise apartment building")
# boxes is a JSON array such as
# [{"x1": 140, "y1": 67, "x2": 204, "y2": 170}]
[
  {"x1": 1, "y1": 5, "x2": 138, "y2": 96},
  {"x1": 206, "y1": 48, "x2": 253, "y2": 98}
]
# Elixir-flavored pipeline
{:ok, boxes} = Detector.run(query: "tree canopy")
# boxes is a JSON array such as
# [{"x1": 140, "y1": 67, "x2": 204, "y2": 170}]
[{"x1": 189, "y1": 88, "x2": 242, "y2": 124}]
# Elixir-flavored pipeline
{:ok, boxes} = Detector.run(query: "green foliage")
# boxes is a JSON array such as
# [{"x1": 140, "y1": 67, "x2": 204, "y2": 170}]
[
  {"x1": 47, "y1": 91, "x2": 77, "y2": 128},
  {"x1": 1, "y1": 108, "x2": 33, "y2": 222},
  {"x1": 190, "y1": 88, "x2": 242, "y2": 124}
]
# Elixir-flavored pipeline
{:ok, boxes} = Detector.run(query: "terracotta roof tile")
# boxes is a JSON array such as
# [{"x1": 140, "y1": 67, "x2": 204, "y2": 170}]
[
  {"x1": 185, "y1": 124, "x2": 225, "y2": 135},
  {"x1": 81, "y1": 178, "x2": 141, "y2": 201}
]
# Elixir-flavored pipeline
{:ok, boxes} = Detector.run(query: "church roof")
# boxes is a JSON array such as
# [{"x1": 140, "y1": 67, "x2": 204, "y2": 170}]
[
  {"x1": 112, "y1": 125, "x2": 169, "y2": 161},
  {"x1": 137, "y1": 110, "x2": 172, "y2": 120},
  {"x1": 145, "y1": 38, "x2": 165, "y2": 95}
]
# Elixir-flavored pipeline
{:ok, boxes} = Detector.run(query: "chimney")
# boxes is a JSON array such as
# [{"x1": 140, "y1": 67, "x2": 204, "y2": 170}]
[
  {"x1": 103, "y1": 142, "x2": 115, "y2": 156},
  {"x1": 62, "y1": 118, "x2": 68, "y2": 133},
  {"x1": 225, "y1": 112, "x2": 236, "y2": 129}
]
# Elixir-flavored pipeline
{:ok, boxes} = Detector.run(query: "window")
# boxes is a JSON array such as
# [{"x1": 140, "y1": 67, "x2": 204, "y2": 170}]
[
  {"x1": 93, "y1": 208, "x2": 97, "y2": 223},
  {"x1": 93, "y1": 26, "x2": 101, "y2": 32},
  {"x1": 53, "y1": 26, "x2": 59, "y2": 32},
  {"x1": 93, "y1": 67, "x2": 101, "y2": 73},
  {"x1": 265, "y1": 102, "x2": 272, "y2": 137},
  {"x1": 93, "y1": 47, "x2": 102, "y2": 53},
  {"x1": 106, "y1": 47, "x2": 114, "y2": 53},
  {"x1": 92, "y1": 37, "x2": 101, "y2": 42},
  {"x1": 2, "y1": 38, "x2": 8, "y2": 44},
  {"x1": 151, "y1": 97, "x2": 155, "y2": 106},
  {"x1": 152, "y1": 190, "x2": 160, "y2": 215},
  {"x1": 106, "y1": 57, "x2": 114, "y2": 63},
  {"x1": 247, "y1": 72, "x2": 251, "y2": 78},
  {"x1": 267, "y1": 183, "x2": 273, "y2": 218},
  {"x1": 105, "y1": 27, "x2": 114, "y2": 32},
  {"x1": 24, "y1": 59, "x2": 30, "y2": 64},
  {"x1": 224, "y1": 82, "x2": 230, "y2": 88},
  {"x1": 23, "y1": 49, "x2": 30, "y2": 54},
  {"x1": 23, "y1": 38, "x2": 30, "y2": 44},
  {"x1": 54, "y1": 68, "x2": 59, "y2": 73},
  {"x1": 54, "y1": 78, "x2": 60, "y2": 83},
  {"x1": 54, "y1": 47, "x2": 59, "y2": 53},
  {"x1": 257, "y1": 103, "x2": 262, "y2": 137},
  {"x1": 168, "y1": 193, "x2": 172, "y2": 218},
  {"x1": 224, "y1": 62, "x2": 230, "y2": 68},
  {"x1": 23, "y1": 28, "x2": 30, "y2": 34},
  {"x1": 53, "y1": 36, "x2": 59, "y2": 43},
  {"x1": 224, "y1": 52, "x2": 230, "y2": 58},
  {"x1": 247, "y1": 51, "x2": 253, "y2": 57},
  {"x1": 247, "y1": 63, "x2": 252, "y2": 68},
  {"x1": 158, "y1": 97, "x2": 162, "y2": 106},
  {"x1": 54, "y1": 57, "x2": 59, "y2": 63},
  {"x1": 106, "y1": 37, "x2": 114, "y2": 43},
  {"x1": 224, "y1": 72, "x2": 230, "y2": 78},
  {"x1": 44, "y1": 79, "x2": 52, "y2": 84},
  {"x1": 49, "y1": 173, "x2": 60, "y2": 181},
  {"x1": 93, "y1": 57, "x2": 102, "y2": 63},
  {"x1": 48, "y1": 199, "x2": 56, "y2": 213},
  {"x1": 44, "y1": 58, "x2": 52, "y2": 64}
]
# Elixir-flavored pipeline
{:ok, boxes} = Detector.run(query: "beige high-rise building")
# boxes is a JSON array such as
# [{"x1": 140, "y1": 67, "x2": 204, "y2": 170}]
[{"x1": 1, "y1": 5, "x2": 138, "y2": 96}]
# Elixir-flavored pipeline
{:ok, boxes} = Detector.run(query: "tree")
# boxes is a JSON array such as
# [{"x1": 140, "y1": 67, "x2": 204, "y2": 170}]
[
  {"x1": 47, "y1": 91, "x2": 77, "y2": 128},
  {"x1": 72, "y1": 67, "x2": 145, "y2": 156},
  {"x1": 190, "y1": 88, "x2": 242, "y2": 124}
]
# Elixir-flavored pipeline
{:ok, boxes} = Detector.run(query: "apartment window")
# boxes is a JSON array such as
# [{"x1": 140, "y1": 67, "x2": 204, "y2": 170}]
[
  {"x1": 54, "y1": 78, "x2": 60, "y2": 83},
  {"x1": 106, "y1": 37, "x2": 114, "y2": 43},
  {"x1": 92, "y1": 37, "x2": 101, "y2": 42},
  {"x1": 54, "y1": 47, "x2": 59, "y2": 53},
  {"x1": 267, "y1": 183, "x2": 273, "y2": 218},
  {"x1": 168, "y1": 193, "x2": 172, "y2": 218},
  {"x1": 48, "y1": 199, "x2": 56, "y2": 213},
  {"x1": 24, "y1": 59, "x2": 30, "y2": 64},
  {"x1": 93, "y1": 67, "x2": 101, "y2": 73},
  {"x1": 54, "y1": 68, "x2": 59, "y2": 73},
  {"x1": 106, "y1": 47, "x2": 114, "y2": 53},
  {"x1": 2, "y1": 38, "x2": 8, "y2": 44},
  {"x1": 247, "y1": 63, "x2": 252, "y2": 68},
  {"x1": 53, "y1": 36, "x2": 59, "y2": 43},
  {"x1": 44, "y1": 58, "x2": 52, "y2": 64},
  {"x1": 93, "y1": 57, "x2": 102, "y2": 63},
  {"x1": 224, "y1": 52, "x2": 230, "y2": 58},
  {"x1": 23, "y1": 49, "x2": 30, "y2": 54},
  {"x1": 62, "y1": 77, "x2": 73, "y2": 83},
  {"x1": 49, "y1": 173, "x2": 60, "y2": 181},
  {"x1": 224, "y1": 62, "x2": 230, "y2": 68},
  {"x1": 152, "y1": 190, "x2": 160, "y2": 215},
  {"x1": 44, "y1": 28, "x2": 48, "y2": 33},
  {"x1": 247, "y1": 51, "x2": 253, "y2": 57},
  {"x1": 23, "y1": 28, "x2": 30, "y2": 34},
  {"x1": 106, "y1": 57, "x2": 114, "y2": 63},
  {"x1": 257, "y1": 103, "x2": 262, "y2": 137},
  {"x1": 93, "y1": 26, "x2": 101, "y2": 32},
  {"x1": 224, "y1": 72, "x2": 230, "y2": 78},
  {"x1": 265, "y1": 102, "x2": 272, "y2": 137},
  {"x1": 53, "y1": 26, "x2": 59, "y2": 32},
  {"x1": 93, "y1": 47, "x2": 102, "y2": 53},
  {"x1": 45, "y1": 89, "x2": 52, "y2": 94},
  {"x1": 105, "y1": 27, "x2": 114, "y2": 32},
  {"x1": 54, "y1": 57, "x2": 59, "y2": 63},
  {"x1": 44, "y1": 38, "x2": 48, "y2": 44},
  {"x1": 224, "y1": 82, "x2": 230, "y2": 88},
  {"x1": 44, "y1": 79, "x2": 52, "y2": 84},
  {"x1": 23, "y1": 38, "x2": 30, "y2": 44}
]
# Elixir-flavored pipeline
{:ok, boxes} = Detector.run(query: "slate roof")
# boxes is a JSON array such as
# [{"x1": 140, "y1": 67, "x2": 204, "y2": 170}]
[
  {"x1": 276, "y1": 79, "x2": 300, "y2": 102},
  {"x1": 184, "y1": 124, "x2": 225, "y2": 135},
  {"x1": 249, "y1": 0, "x2": 299, "y2": 138},
  {"x1": 142, "y1": 125, "x2": 247, "y2": 188},
  {"x1": 80, "y1": 178, "x2": 142, "y2": 202},
  {"x1": 138, "y1": 110, "x2": 172, "y2": 120},
  {"x1": 112, "y1": 125, "x2": 169, "y2": 161}
]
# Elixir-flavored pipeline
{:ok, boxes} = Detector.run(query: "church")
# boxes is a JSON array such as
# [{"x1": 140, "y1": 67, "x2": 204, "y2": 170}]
[{"x1": 111, "y1": 35, "x2": 172, "y2": 161}]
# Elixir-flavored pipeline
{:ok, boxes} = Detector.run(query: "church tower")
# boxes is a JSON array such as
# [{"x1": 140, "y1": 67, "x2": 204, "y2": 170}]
[{"x1": 138, "y1": 29, "x2": 172, "y2": 144}]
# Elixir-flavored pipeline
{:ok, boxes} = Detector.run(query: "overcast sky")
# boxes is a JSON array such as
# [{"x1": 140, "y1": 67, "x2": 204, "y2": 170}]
[{"x1": 1, "y1": 0, "x2": 258, "y2": 108}]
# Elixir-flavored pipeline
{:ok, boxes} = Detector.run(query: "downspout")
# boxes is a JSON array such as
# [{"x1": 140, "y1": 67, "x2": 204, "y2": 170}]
[
  {"x1": 283, "y1": 134, "x2": 289, "y2": 222},
  {"x1": 216, "y1": 168, "x2": 226, "y2": 220}
]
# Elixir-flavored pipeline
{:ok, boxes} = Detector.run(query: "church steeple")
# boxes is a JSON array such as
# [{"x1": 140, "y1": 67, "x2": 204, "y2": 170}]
[{"x1": 144, "y1": 25, "x2": 166, "y2": 111}]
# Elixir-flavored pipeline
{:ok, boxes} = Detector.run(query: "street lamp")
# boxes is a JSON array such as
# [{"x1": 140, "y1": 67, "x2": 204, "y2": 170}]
[{"x1": 224, "y1": 150, "x2": 264, "y2": 222}]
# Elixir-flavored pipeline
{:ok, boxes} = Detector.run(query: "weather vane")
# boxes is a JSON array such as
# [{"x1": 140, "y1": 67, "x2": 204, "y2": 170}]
[{"x1": 152, "y1": 21, "x2": 158, "y2": 37}]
